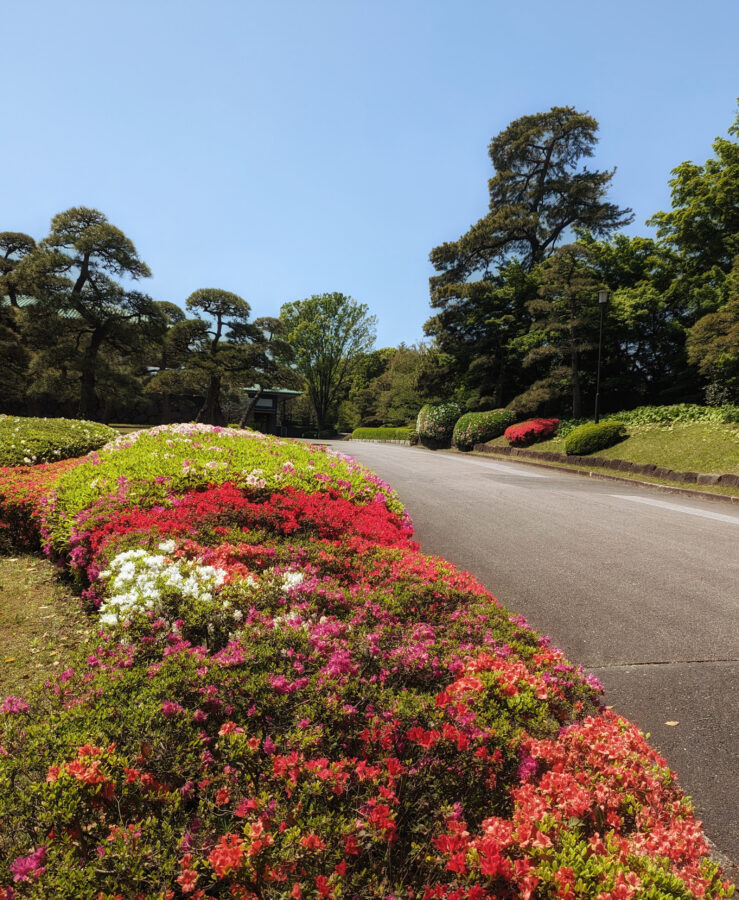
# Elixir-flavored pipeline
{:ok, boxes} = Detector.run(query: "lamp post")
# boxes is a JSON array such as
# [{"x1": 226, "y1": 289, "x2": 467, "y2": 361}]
[{"x1": 594, "y1": 289, "x2": 610, "y2": 424}]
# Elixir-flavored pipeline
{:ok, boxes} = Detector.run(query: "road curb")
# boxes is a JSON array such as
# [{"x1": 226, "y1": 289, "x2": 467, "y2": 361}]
[
  {"x1": 464, "y1": 447, "x2": 739, "y2": 505},
  {"x1": 342, "y1": 439, "x2": 739, "y2": 504}
]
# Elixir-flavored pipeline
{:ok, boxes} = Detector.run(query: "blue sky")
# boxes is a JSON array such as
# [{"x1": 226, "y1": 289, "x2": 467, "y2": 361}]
[{"x1": 4, "y1": 0, "x2": 738, "y2": 347}]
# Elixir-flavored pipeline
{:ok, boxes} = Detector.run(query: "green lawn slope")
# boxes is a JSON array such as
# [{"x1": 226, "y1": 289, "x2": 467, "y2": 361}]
[{"x1": 483, "y1": 421, "x2": 739, "y2": 480}]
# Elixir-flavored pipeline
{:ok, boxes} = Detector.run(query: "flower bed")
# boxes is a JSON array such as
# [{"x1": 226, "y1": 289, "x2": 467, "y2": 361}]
[
  {"x1": 0, "y1": 425, "x2": 732, "y2": 898},
  {"x1": 504, "y1": 419, "x2": 560, "y2": 448},
  {"x1": 0, "y1": 458, "x2": 83, "y2": 551}
]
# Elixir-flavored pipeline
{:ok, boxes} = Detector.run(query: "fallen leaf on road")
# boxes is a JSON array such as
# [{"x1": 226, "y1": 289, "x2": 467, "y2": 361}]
[{"x1": 665, "y1": 721, "x2": 679, "y2": 726}]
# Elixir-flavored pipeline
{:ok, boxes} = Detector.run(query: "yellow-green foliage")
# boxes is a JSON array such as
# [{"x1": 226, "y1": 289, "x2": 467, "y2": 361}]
[
  {"x1": 0, "y1": 416, "x2": 117, "y2": 466},
  {"x1": 352, "y1": 427, "x2": 410, "y2": 441},
  {"x1": 564, "y1": 421, "x2": 627, "y2": 456},
  {"x1": 453, "y1": 409, "x2": 517, "y2": 451}
]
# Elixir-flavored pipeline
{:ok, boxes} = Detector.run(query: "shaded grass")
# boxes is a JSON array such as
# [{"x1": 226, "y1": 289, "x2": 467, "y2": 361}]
[
  {"x1": 109, "y1": 423, "x2": 150, "y2": 435},
  {"x1": 486, "y1": 422, "x2": 739, "y2": 475},
  {"x1": 0, "y1": 554, "x2": 90, "y2": 697}
]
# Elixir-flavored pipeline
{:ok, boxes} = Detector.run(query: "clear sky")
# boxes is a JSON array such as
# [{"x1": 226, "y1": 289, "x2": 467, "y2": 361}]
[{"x1": 4, "y1": 0, "x2": 738, "y2": 348}]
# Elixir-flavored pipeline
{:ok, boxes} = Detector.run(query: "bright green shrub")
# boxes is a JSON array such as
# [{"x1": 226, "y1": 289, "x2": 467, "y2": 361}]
[
  {"x1": 564, "y1": 421, "x2": 627, "y2": 456},
  {"x1": 0, "y1": 416, "x2": 117, "y2": 466},
  {"x1": 416, "y1": 402, "x2": 463, "y2": 446},
  {"x1": 352, "y1": 427, "x2": 410, "y2": 441},
  {"x1": 452, "y1": 409, "x2": 517, "y2": 451}
]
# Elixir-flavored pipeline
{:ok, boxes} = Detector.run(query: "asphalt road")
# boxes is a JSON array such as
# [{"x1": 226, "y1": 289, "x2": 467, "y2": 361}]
[{"x1": 335, "y1": 441, "x2": 739, "y2": 870}]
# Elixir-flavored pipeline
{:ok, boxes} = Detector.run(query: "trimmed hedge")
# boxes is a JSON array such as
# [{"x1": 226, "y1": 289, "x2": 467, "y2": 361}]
[
  {"x1": 0, "y1": 415, "x2": 117, "y2": 466},
  {"x1": 352, "y1": 427, "x2": 410, "y2": 441},
  {"x1": 564, "y1": 421, "x2": 627, "y2": 456},
  {"x1": 505, "y1": 417, "x2": 560, "y2": 447},
  {"x1": 452, "y1": 409, "x2": 517, "y2": 451},
  {"x1": 416, "y1": 402, "x2": 463, "y2": 447}
]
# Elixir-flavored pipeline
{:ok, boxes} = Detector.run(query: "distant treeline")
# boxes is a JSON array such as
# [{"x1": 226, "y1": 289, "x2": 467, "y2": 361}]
[{"x1": 2, "y1": 106, "x2": 737, "y2": 429}]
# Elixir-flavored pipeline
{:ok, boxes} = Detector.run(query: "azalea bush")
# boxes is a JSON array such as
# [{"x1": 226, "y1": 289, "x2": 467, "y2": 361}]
[
  {"x1": 504, "y1": 419, "x2": 560, "y2": 448},
  {"x1": 416, "y1": 403, "x2": 463, "y2": 447},
  {"x1": 564, "y1": 422, "x2": 628, "y2": 457},
  {"x1": 0, "y1": 458, "x2": 82, "y2": 551},
  {"x1": 0, "y1": 415, "x2": 116, "y2": 467},
  {"x1": 0, "y1": 424, "x2": 732, "y2": 898},
  {"x1": 453, "y1": 410, "x2": 518, "y2": 452}
]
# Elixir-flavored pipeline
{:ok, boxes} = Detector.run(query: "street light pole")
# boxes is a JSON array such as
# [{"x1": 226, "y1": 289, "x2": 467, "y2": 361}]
[{"x1": 594, "y1": 289, "x2": 610, "y2": 424}]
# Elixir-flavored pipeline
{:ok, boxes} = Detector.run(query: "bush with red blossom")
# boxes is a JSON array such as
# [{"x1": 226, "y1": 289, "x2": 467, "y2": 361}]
[{"x1": 504, "y1": 418, "x2": 560, "y2": 447}]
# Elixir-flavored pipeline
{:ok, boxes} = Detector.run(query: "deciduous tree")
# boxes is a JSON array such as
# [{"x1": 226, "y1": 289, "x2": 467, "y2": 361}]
[{"x1": 280, "y1": 293, "x2": 376, "y2": 430}]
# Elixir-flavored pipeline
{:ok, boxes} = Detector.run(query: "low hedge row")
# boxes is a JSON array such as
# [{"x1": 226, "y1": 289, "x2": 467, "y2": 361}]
[
  {"x1": 0, "y1": 424, "x2": 731, "y2": 896},
  {"x1": 352, "y1": 427, "x2": 410, "y2": 441},
  {"x1": 0, "y1": 415, "x2": 117, "y2": 466}
]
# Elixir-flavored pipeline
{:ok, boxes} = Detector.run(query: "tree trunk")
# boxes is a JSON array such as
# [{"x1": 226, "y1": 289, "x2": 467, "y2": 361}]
[
  {"x1": 570, "y1": 344, "x2": 582, "y2": 418},
  {"x1": 77, "y1": 330, "x2": 104, "y2": 419},
  {"x1": 196, "y1": 374, "x2": 225, "y2": 426},
  {"x1": 159, "y1": 393, "x2": 172, "y2": 424},
  {"x1": 239, "y1": 384, "x2": 263, "y2": 428}
]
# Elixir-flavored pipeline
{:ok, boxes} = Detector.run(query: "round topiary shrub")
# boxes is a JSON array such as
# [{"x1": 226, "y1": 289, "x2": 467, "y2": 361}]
[
  {"x1": 452, "y1": 409, "x2": 517, "y2": 451},
  {"x1": 416, "y1": 402, "x2": 463, "y2": 448},
  {"x1": 564, "y1": 421, "x2": 627, "y2": 456},
  {"x1": 504, "y1": 417, "x2": 560, "y2": 447}
]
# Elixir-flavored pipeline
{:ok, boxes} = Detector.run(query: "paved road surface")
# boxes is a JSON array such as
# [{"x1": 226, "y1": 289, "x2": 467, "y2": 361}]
[{"x1": 335, "y1": 441, "x2": 739, "y2": 869}]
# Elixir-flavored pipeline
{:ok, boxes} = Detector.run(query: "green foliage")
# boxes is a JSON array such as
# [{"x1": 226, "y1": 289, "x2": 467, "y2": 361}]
[
  {"x1": 11, "y1": 207, "x2": 162, "y2": 420},
  {"x1": 426, "y1": 107, "x2": 631, "y2": 416},
  {"x1": 415, "y1": 401, "x2": 463, "y2": 446},
  {"x1": 564, "y1": 421, "x2": 627, "y2": 456},
  {"x1": 429, "y1": 106, "x2": 632, "y2": 288},
  {"x1": 0, "y1": 416, "x2": 116, "y2": 466},
  {"x1": 280, "y1": 293, "x2": 376, "y2": 430},
  {"x1": 0, "y1": 231, "x2": 36, "y2": 308},
  {"x1": 686, "y1": 260, "x2": 739, "y2": 404},
  {"x1": 648, "y1": 110, "x2": 739, "y2": 277},
  {"x1": 524, "y1": 243, "x2": 605, "y2": 418},
  {"x1": 452, "y1": 409, "x2": 517, "y2": 451},
  {"x1": 352, "y1": 427, "x2": 410, "y2": 441}
]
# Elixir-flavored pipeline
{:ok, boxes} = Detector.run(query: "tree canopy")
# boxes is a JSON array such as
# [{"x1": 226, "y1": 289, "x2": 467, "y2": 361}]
[
  {"x1": 13, "y1": 208, "x2": 162, "y2": 419},
  {"x1": 280, "y1": 293, "x2": 376, "y2": 430},
  {"x1": 424, "y1": 104, "x2": 739, "y2": 415}
]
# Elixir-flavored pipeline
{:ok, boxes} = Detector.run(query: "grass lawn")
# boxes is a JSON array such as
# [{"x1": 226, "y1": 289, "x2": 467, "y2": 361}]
[
  {"x1": 485, "y1": 422, "x2": 739, "y2": 474},
  {"x1": 0, "y1": 554, "x2": 90, "y2": 697},
  {"x1": 109, "y1": 423, "x2": 149, "y2": 435}
]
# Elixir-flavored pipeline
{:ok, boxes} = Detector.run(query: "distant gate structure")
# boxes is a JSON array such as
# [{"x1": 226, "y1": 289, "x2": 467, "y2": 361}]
[{"x1": 240, "y1": 385, "x2": 303, "y2": 435}]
